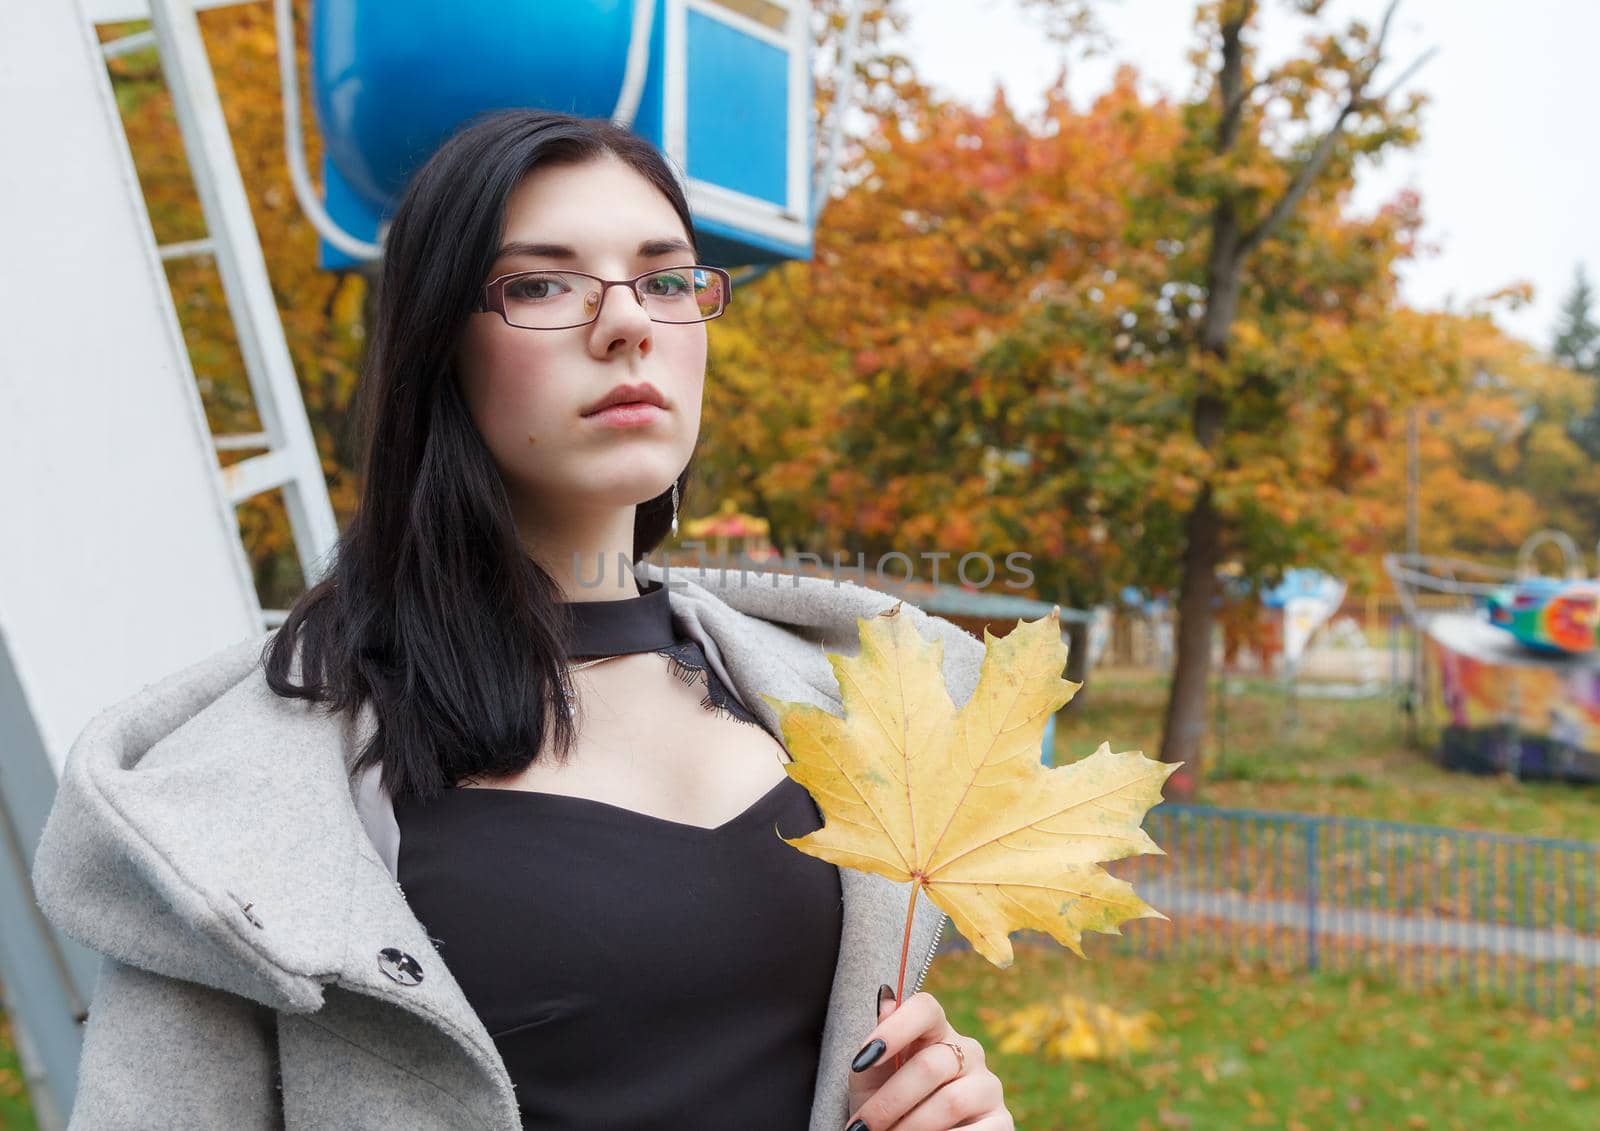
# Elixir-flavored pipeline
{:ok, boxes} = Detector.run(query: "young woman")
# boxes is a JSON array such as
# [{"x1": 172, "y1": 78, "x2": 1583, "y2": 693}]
[{"x1": 32, "y1": 109, "x2": 1014, "y2": 1130}]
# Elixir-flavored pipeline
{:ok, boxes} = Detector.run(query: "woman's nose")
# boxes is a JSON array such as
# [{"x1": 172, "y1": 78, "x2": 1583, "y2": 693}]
[{"x1": 587, "y1": 282, "x2": 653, "y2": 352}]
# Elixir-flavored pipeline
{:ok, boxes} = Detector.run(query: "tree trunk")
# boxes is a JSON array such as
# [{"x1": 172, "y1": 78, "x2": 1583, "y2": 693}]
[
  {"x1": 1065, "y1": 618, "x2": 1089, "y2": 684},
  {"x1": 1157, "y1": 241, "x2": 1237, "y2": 799},
  {"x1": 1150, "y1": 0, "x2": 1412, "y2": 798},
  {"x1": 1158, "y1": 225, "x2": 1241, "y2": 796},
  {"x1": 1158, "y1": 480, "x2": 1223, "y2": 799},
  {"x1": 1154, "y1": 64, "x2": 1243, "y2": 798}
]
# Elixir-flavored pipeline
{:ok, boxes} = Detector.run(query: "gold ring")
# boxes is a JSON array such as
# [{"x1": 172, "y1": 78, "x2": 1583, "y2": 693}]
[{"x1": 940, "y1": 1039, "x2": 966, "y2": 1078}]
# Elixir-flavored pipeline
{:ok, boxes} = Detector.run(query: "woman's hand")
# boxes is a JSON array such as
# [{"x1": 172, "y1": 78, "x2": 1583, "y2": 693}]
[{"x1": 842, "y1": 985, "x2": 1014, "y2": 1130}]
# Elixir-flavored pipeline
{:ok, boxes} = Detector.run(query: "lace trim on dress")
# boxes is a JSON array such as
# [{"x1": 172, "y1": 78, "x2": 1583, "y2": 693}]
[{"x1": 654, "y1": 639, "x2": 764, "y2": 729}]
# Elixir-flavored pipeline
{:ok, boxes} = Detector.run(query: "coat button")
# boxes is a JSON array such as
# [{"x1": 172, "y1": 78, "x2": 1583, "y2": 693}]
[
  {"x1": 226, "y1": 890, "x2": 264, "y2": 928},
  {"x1": 377, "y1": 948, "x2": 424, "y2": 986}
]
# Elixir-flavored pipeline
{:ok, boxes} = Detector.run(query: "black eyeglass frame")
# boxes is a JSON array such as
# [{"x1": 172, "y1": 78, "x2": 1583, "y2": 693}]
[{"x1": 473, "y1": 264, "x2": 734, "y2": 330}]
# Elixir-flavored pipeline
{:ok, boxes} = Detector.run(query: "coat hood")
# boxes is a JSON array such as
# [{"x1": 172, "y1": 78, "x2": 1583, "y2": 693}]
[{"x1": 30, "y1": 625, "x2": 368, "y2": 1012}]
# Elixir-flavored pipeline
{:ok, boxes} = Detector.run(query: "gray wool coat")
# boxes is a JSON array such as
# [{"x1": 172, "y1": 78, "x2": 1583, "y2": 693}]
[{"x1": 30, "y1": 563, "x2": 989, "y2": 1130}]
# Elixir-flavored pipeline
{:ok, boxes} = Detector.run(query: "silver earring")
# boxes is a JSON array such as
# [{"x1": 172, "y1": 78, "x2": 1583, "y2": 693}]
[{"x1": 670, "y1": 480, "x2": 680, "y2": 537}]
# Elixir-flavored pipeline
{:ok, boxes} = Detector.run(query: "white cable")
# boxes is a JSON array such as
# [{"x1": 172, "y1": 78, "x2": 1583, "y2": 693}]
[
  {"x1": 275, "y1": 0, "x2": 383, "y2": 263},
  {"x1": 810, "y1": 0, "x2": 864, "y2": 226},
  {"x1": 612, "y1": 0, "x2": 656, "y2": 128}
]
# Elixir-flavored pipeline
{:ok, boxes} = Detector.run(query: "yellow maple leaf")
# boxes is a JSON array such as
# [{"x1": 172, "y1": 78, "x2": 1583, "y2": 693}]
[
  {"x1": 761, "y1": 601, "x2": 1176, "y2": 972},
  {"x1": 979, "y1": 993, "x2": 1160, "y2": 1063}
]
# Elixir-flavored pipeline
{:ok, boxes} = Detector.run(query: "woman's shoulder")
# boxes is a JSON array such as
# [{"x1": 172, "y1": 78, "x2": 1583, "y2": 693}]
[
  {"x1": 640, "y1": 563, "x2": 985, "y2": 729},
  {"x1": 645, "y1": 561, "x2": 988, "y2": 707}
]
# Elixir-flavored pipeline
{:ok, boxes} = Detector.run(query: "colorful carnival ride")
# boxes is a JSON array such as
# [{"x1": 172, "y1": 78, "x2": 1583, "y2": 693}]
[
  {"x1": 1483, "y1": 576, "x2": 1599, "y2": 656},
  {"x1": 1385, "y1": 531, "x2": 1600, "y2": 783}
]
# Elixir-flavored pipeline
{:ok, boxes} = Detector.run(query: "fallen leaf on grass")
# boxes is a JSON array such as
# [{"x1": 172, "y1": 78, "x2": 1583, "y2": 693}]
[{"x1": 979, "y1": 992, "x2": 1160, "y2": 1063}]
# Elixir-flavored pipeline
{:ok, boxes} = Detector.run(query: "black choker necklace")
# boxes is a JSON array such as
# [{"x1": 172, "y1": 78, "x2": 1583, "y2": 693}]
[
  {"x1": 561, "y1": 577, "x2": 676, "y2": 658},
  {"x1": 556, "y1": 578, "x2": 761, "y2": 729}
]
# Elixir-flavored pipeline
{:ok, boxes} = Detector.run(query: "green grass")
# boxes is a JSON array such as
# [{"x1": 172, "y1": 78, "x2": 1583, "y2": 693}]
[
  {"x1": 6, "y1": 671, "x2": 1592, "y2": 1128},
  {"x1": 1055, "y1": 668, "x2": 1599, "y2": 841},
  {"x1": 7, "y1": 949, "x2": 1595, "y2": 1131},
  {"x1": 986, "y1": 667, "x2": 1600, "y2": 1129},
  {"x1": 927, "y1": 941, "x2": 1600, "y2": 1131}
]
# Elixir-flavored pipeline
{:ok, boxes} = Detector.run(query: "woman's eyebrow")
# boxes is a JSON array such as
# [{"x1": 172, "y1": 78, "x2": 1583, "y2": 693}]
[{"x1": 494, "y1": 237, "x2": 694, "y2": 262}]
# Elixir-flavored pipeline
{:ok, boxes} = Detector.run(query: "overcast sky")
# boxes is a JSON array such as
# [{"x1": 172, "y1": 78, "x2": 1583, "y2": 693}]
[{"x1": 894, "y1": 0, "x2": 1599, "y2": 350}]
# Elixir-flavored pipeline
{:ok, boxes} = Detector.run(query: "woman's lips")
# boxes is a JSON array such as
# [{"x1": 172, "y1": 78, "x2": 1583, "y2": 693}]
[{"x1": 583, "y1": 402, "x2": 665, "y2": 428}]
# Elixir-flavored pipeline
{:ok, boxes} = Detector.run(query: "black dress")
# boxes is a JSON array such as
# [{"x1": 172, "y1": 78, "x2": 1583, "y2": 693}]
[{"x1": 392, "y1": 578, "x2": 844, "y2": 1128}]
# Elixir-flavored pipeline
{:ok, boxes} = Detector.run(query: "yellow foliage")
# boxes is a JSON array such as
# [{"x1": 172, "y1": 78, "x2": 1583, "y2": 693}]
[{"x1": 979, "y1": 992, "x2": 1160, "y2": 1063}]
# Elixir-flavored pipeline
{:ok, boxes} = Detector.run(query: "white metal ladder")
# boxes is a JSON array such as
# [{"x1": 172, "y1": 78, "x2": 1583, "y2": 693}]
[
  {"x1": 0, "y1": 6, "x2": 337, "y2": 1118},
  {"x1": 95, "y1": 0, "x2": 340, "y2": 623}
]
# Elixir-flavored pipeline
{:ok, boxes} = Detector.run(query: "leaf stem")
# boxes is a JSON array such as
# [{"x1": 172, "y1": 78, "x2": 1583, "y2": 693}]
[{"x1": 892, "y1": 877, "x2": 923, "y2": 1071}]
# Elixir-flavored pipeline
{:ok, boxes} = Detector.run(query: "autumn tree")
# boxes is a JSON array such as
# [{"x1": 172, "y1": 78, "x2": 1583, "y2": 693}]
[
  {"x1": 703, "y1": 75, "x2": 1190, "y2": 607},
  {"x1": 704, "y1": 0, "x2": 1465, "y2": 801},
  {"x1": 1552, "y1": 264, "x2": 1600, "y2": 461},
  {"x1": 1147, "y1": 0, "x2": 1441, "y2": 795},
  {"x1": 1345, "y1": 309, "x2": 1600, "y2": 581},
  {"x1": 1552, "y1": 264, "x2": 1600, "y2": 375}
]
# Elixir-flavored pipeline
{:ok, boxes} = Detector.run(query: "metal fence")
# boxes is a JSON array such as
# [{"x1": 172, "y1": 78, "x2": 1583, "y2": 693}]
[
  {"x1": 1349, "y1": 591, "x2": 1477, "y2": 639},
  {"x1": 945, "y1": 806, "x2": 1600, "y2": 1021}
]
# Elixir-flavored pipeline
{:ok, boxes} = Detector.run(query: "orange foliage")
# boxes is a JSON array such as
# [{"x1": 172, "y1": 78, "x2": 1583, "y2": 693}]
[{"x1": 702, "y1": 64, "x2": 1464, "y2": 607}]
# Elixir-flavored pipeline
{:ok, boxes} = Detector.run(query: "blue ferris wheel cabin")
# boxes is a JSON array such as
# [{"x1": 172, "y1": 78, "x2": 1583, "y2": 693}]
[{"x1": 310, "y1": 0, "x2": 814, "y2": 271}]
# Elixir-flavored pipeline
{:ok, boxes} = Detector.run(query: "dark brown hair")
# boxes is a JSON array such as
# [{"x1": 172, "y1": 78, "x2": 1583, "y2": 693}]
[{"x1": 263, "y1": 109, "x2": 697, "y2": 804}]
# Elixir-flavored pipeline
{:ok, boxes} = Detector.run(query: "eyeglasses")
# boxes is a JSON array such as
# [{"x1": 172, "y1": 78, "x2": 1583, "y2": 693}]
[{"x1": 474, "y1": 264, "x2": 733, "y2": 330}]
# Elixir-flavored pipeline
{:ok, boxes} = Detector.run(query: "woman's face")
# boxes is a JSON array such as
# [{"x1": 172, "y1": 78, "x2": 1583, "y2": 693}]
[{"x1": 456, "y1": 154, "x2": 706, "y2": 526}]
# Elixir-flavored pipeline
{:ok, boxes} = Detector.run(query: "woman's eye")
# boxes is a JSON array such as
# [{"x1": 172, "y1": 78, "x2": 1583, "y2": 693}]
[
  {"x1": 644, "y1": 273, "x2": 691, "y2": 296},
  {"x1": 507, "y1": 275, "x2": 569, "y2": 300}
]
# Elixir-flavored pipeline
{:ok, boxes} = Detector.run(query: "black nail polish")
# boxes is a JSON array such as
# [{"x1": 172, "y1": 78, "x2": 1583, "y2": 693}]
[
  {"x1": 876, "y1": 983, "x2": 895, "y2": 1012},
  {"x1": 851, "y1": 1037, "x2": 886, "y2": 1072},
  {"x1": 845, "y1": 1120, "x2": 870, "y2": 1131}
]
